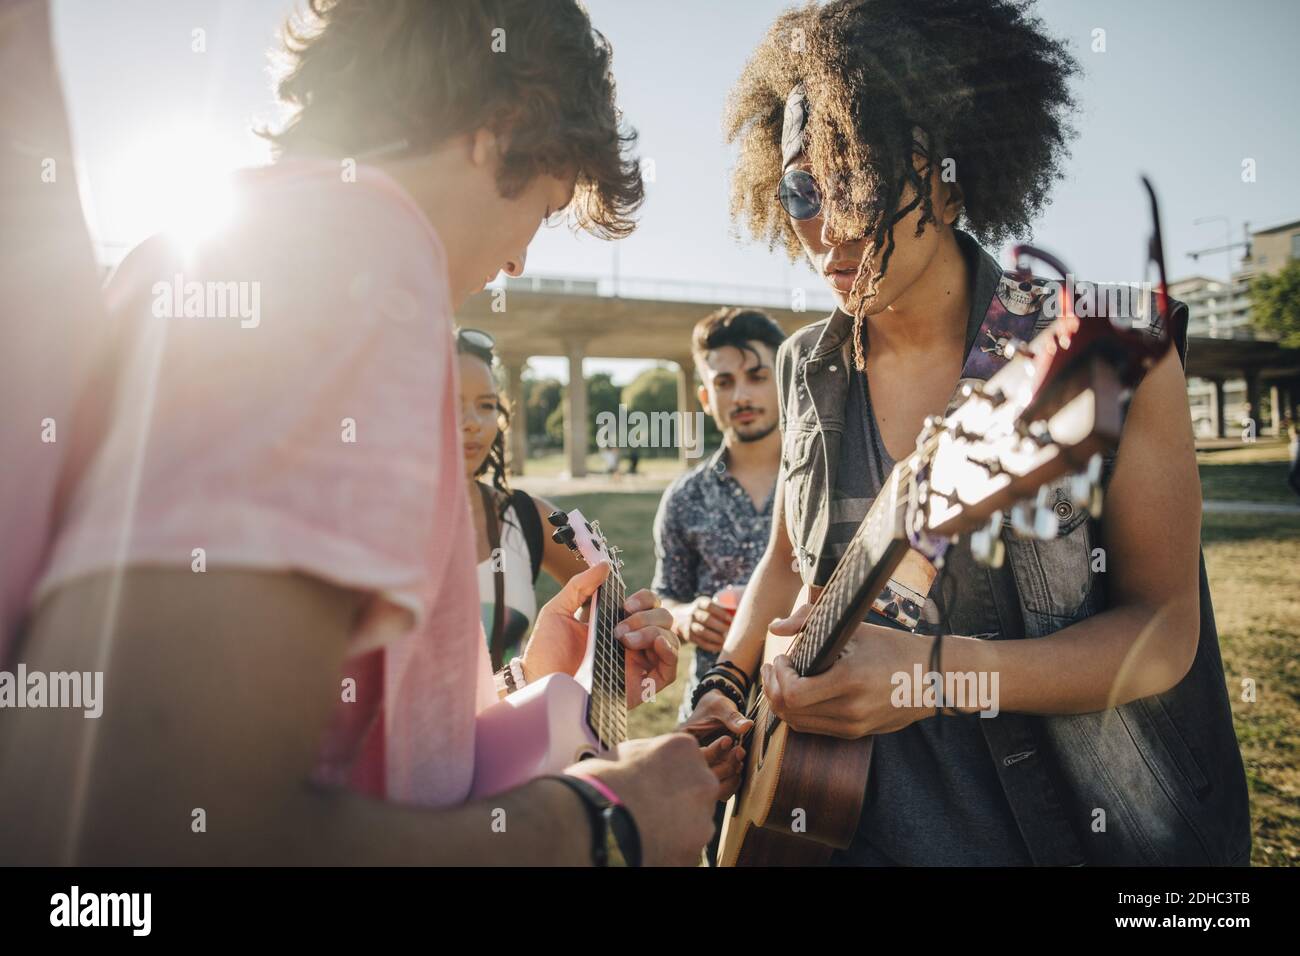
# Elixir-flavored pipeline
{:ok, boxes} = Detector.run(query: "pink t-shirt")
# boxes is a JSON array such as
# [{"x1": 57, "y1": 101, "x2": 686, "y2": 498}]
[{"x1": 33, "y1": 159, "x2": 496, "y2": 808}]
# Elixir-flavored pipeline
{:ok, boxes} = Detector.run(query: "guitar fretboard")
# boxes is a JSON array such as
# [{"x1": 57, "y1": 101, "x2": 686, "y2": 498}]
[
  {"x1": 750, "y1": 465, "x2": 911, "y2": 739},
  {"x1": 790, "y1": 469, "x2": 907, "y2": 676},
  {"x1": 587, "y1": 568, "x2": 628, "y2": 749}
]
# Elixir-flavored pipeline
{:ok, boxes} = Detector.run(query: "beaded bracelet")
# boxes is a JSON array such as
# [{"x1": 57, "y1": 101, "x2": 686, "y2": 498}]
[
  {"x1": 691, "y1": 671, "x2": 747, "y2": 713},
  {"x1": 713, "y1": 659, "x2": 754, "y2": 694}
]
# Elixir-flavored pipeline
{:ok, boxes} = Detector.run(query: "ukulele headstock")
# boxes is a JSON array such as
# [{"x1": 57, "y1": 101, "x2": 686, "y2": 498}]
[{"x1": 548, "y1": 509, "x2": 624, "y2": 578}]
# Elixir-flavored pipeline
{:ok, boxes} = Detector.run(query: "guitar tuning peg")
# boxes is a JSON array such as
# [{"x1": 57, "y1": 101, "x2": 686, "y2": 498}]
[
  {"x1": 551, "y1": 525, "x2": 577, "y2": 549},
  {"x1": 547, "y1": 511, "x2": 569, "y2": 528},
  {"x1": 1085, "y1": 452, "x2": 1104, "y2": 484},
  {"x1": 1002, "y1": 338, "x2": 1034, "y2": 361},
  {"x1": 1068, "y1": 453, "x2": 1105, "y2": 509},
  {"x1": 1068, "y1": 471, "x2": 1092, "y2": 509},
  {"x1": 969, "y1": 526, "x2": 1005, "y2": 568},
  {"x1": 1087, "y1": 483, "x2": 1104, "y2": 519},
  {"x1": 1010, "y1": 500, "x2": 1036, "y2": 537},
  {"x1": 1033, "y1": 486, "x2": 1060, "y2": 538}
]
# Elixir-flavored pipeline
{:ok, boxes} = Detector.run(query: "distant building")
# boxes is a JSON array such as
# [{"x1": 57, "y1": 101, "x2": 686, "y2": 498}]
[
  {"x1": 1169, "y1": 274, "x2": 1252, "y2": 340},
  {"x1": 1175, "y1": 219, "x2": 1300, "y2": 439},
  {"x1": 1238, "y1": 218, "x2": 1300, "y2": 281}
]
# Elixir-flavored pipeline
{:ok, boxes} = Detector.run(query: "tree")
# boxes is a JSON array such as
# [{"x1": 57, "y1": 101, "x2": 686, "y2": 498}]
[
  {"x1": 585, "y1": 372, "x2": 621, "y2": 447},
  {"x1": 522, "y1": 376, "x2": 562, "y2": 450},
  {"x1": 621, "y1": 366, "x2": 722, "y2": 457},
  {"x1": 542, "y1": 372, "x2": 622, "y2": 450},
  {"x1": 1249, "y1": 260, "x2": 1300, "y2": 348}
]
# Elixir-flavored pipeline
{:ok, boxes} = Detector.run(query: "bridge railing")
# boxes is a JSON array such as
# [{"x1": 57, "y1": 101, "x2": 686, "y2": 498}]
[{"x1": 502, "y1": 273, "x2": 837, "y2": 312}]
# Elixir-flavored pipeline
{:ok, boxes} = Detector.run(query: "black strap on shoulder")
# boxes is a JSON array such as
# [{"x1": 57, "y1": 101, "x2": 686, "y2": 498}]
[
  {"x1": 478, "y1": 483, "x2": 508, "y2": 670},
  {"x1": 511, "y1": 488, "x2": 545, "y2": 584}
]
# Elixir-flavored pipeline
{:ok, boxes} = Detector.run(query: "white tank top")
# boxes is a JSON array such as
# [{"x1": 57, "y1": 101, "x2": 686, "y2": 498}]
[{"x1": 476, "y1": 500, "x2": 538, "y2": 662}]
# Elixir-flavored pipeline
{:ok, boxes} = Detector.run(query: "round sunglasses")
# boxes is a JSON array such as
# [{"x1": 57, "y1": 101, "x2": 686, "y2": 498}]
[{"x1": 777, "y1": 168, "x2": 823, "y2": 221}]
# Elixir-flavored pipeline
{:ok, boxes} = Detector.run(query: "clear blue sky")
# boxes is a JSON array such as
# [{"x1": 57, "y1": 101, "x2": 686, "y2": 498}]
[{"x1": 53, "y1": 0, "x2": 1300, "y2": 383}]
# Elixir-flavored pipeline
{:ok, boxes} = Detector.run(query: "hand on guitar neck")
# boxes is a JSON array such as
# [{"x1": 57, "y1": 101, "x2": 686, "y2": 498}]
[{"x1": 522, "y1": 561, "x2": 679, "y2": 707}]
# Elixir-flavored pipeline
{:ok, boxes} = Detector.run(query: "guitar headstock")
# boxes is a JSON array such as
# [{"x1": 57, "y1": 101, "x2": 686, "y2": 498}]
[
  {"x1": 904, "y1": 340, "x2": 1119, "y2": 567},
  {"x1": 547, "y1": 509, "x2": 625, "y2": 579},
  {"x1": 901, "y1": 176, "x2": 1177, "y2": 566}
]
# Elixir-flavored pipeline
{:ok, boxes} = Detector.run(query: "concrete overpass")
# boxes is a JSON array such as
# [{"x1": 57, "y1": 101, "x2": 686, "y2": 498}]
[
  {"x1": 454, "y1": 273, "x2": 1300, "y2": 475},
  {"x1": 1183, "y1": 335, "x2": 1300, "y2": 439}
]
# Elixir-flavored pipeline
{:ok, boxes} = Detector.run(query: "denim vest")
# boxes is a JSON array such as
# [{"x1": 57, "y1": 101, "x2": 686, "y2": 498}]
[{"x1": 776, "y1": 232, "x2": 1251, "y2": 865}]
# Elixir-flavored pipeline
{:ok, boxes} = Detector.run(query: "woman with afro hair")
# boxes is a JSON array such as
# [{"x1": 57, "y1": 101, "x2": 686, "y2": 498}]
[{"x1": 685, "y1": 0, "x2": 1250, "y2": 866}]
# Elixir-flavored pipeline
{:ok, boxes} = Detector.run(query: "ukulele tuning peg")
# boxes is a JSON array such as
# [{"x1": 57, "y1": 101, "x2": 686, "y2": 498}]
[
  {"x1": 547, "y1": 511, "x2": 570, "y2": 528},
  {"x1": 551, "y1": 525, "x2": 577, "y2": 550}
]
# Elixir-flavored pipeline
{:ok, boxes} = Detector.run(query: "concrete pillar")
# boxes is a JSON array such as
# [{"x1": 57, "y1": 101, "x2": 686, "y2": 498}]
[
  {"x1": 676, "y1": 357, "x2": 695, "y2": 468},
  {"x1": 1212, "y1": 378, "x2": 1226, "y2": 438},
  {"x1": 502, "y1": 357, "x2": 527, "y2": 476},
  {"x1": 565, "y1": 340, "x2": 587, "y2": 478},
  {"x1": 1268, "y1": 384, "x2": 1281, "y2": 436},
  {"x1": 1242, "y1": 370, "x2": 1261, "y2": 441}
]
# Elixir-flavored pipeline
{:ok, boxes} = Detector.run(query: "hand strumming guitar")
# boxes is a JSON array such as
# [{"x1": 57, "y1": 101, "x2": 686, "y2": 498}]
[{"x1": 760, "y1": 604, "x2": 945, "y2": 738}]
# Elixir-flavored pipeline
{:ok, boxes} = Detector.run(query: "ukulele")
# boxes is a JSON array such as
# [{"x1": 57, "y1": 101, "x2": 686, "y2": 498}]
[{"x1": 470, "y1": 509, "x2": 628, "y2": 798}]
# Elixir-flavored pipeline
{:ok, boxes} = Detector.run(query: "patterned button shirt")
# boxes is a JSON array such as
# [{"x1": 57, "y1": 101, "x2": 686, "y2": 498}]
[{"x1": 651, "y1": 445, "x2": 775, "y2": 719}]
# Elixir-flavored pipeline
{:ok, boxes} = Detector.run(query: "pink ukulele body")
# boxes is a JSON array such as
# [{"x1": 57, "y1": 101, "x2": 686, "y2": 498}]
[{"x1": 470, "y1": 509, "x2": 627, "y2": 799}]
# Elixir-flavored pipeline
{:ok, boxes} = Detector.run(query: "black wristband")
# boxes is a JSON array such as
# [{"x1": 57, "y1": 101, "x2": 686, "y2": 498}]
[{"x1": 546, "y1": 775, "x2": 642, "y2": 867}]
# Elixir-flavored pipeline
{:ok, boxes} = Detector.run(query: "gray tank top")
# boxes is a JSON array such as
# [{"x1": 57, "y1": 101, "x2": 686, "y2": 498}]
[{"x1": 825, "y1": 367, "x2": 1032, "y2": 866}]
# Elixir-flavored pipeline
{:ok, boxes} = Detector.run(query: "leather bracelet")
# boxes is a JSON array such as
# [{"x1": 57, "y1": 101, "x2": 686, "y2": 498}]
[
  {"x1": 691, "y1": 671, "x2": 747, "y2": 713},
  {"x1": 713, "y1": 659, "x2": 753, "y2": 694}
]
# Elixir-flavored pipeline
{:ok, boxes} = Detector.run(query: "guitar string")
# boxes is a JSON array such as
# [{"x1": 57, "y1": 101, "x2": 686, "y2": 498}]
[{"x1": 590, "y1": 543, "x2": 628, "y2": 748}]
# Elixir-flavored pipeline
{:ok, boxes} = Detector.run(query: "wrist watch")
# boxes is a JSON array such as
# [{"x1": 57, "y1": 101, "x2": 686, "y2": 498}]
[{"x1": 549, "y1": 774, "x2": 642, "y2": 867}]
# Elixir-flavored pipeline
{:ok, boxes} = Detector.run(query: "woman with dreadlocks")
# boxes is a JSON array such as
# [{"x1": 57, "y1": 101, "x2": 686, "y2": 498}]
[{"x1": 683, "y1": 0, "x2": 1249, "y2": 866}]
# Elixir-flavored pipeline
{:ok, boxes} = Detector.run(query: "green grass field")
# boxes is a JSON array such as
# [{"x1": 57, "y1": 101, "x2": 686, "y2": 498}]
[
  {"x1": 1198, "y1": 440, "x2": 1297, "y2": 504},
  {"x1": 521, "y1": 451, "x2": 688, "y2": 479},
  {"x1": 536, "y1": 461, "x2": 1300, "y2": 866}
]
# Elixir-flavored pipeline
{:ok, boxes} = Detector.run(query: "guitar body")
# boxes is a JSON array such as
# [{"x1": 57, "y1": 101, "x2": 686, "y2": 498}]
[
  {"x1": 718, "y1": 588, "x2": 875, "y2": 866},
  {"x1": 470, "y1": 673, "x2": 607, "y2": 799}
]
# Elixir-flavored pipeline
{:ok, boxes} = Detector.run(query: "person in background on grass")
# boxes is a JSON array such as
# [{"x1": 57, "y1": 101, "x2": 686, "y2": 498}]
[
  {"x1": 456, "y1": 327, "x2": 589, "y2": 670},
  {"x1": 0, "y1": 0, "x2": 735, "y2": 866},
  {"x1": 652, "y1": 307, "x2": 786, "y2": 860},
  {"x1": 1285, "y1": 414, "x2": 1300, "y2": 497}
]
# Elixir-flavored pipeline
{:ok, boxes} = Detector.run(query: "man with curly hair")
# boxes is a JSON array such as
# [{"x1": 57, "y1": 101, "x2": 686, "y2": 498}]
[
  {"x1": 684, "y1": 0, "x2": 1250, "y2": 865},
  {"x1": 0, "y1": 0, "x2": 723, "y2": 866}
]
